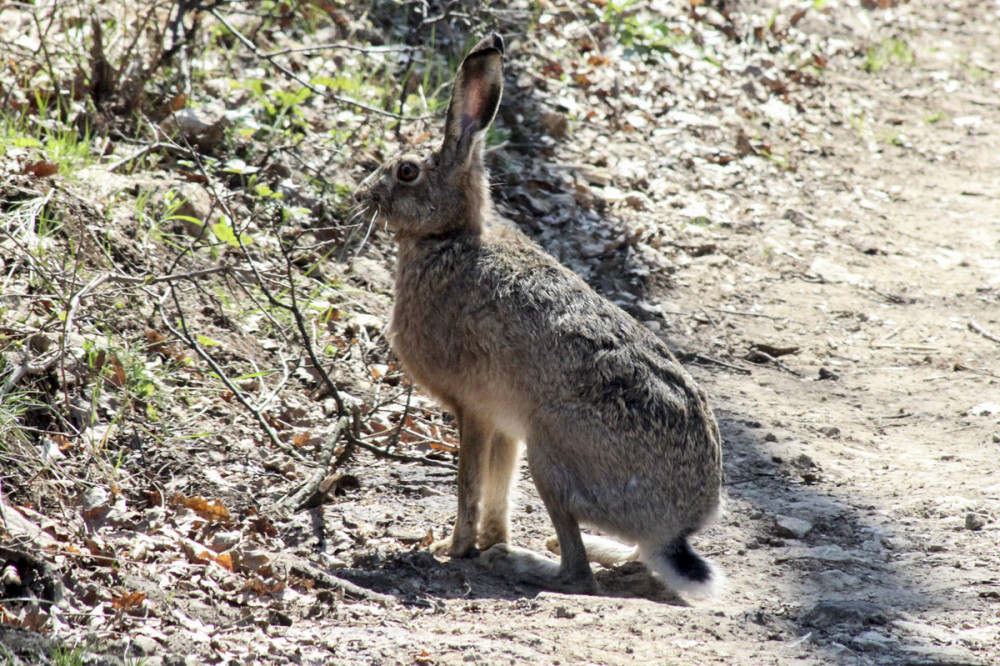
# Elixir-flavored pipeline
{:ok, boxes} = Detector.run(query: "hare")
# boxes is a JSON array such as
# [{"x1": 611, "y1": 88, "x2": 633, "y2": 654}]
[{"x1": 354, "y1": 34, "x2": 723, "y2": 597}]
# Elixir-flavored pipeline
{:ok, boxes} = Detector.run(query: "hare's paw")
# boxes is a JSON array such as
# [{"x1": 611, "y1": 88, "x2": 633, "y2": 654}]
[
  {"x1": 430, "y1": 536, "x2": 478, "y2": 559},
  {"x1": 483, "y1": 544, "x2": 597, "y2": 594}
]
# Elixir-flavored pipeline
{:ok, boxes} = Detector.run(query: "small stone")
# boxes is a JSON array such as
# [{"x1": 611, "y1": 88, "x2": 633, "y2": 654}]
[
  {"x1": 819, "y1": 426, "x2": 841, "y2": 438},
  {"x1": 965, "y1": 513, "x2": 987, "y2": 531},
  {"x1": 774, "y1": 515, "x2": 813, "y2": 539},
  {"x1": 554, "y1": 605, "x2": 576, "y2": 619},
  {"x1": 763, "y1": 432, "x2": 778, "y2": 442},
  {"x1": 387, "y1": 526, "x2": 429, "y2": 543},
  {"x1": 133, "y1": 635, "x2": 160, "y2": 655}
]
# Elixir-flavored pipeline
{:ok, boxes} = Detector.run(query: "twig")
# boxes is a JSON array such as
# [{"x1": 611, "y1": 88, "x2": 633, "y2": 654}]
[
  {"x1": 209, "y1": 8, "x2": 424, "y2": 121},
  {"x1": 106, "y1": 265, "x2": 231, "y2": 285},
  {"x1": 969, "y1": 320, "x2": 1000, "y2": 346},
  {"x1": 713, "y1": 308, "x2": 782, "y2": 321},
  {"x1": 870, "y1": 343, "x2": 940, "y2": 352},
  {"x1": 0, "y1": 350, "x2": 61, "y2": 400},
  {"x1": 283, "y1": 556, "x2": 396, "y2": 605},
  {"x1": 283, "y1": 416, "x2": 350, "y2": 511},
  {"x1": 107, "y1": 141, "x2": 198, "y2": 172},
  {"x1": 744, "y1": 349, "x2": 804, "y2": 377},
  {"x1": 383, "y1": 385, "x2": 414, "y2": 453},
  {"x1": 679, "y1": 352, "x2": 752, "y2": 375},
  {"x1": 157, "y1": 289, "x2": 306, "y2": 462},
  {"x1": 348, "y1": 437, "x2": 457, "y2": 470},
  {"x1": 266, "y1": 43, "x2": 419, "y2": 57}
]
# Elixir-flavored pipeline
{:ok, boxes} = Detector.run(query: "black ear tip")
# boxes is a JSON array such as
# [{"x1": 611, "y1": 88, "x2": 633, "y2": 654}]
[
  {"x1": 490, "y1": 33, "x2": 504, "y2": 55},
  {"x1": 470, "y1": 33, "x2": 504, "y2": 58}
]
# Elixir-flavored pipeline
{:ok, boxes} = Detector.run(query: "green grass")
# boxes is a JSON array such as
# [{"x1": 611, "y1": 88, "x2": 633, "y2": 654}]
[
  {"x1": 0, "y1": 112, "x2": 96, "y2": 177},
  {"x1": 864, "y1": 37, "x2": 915, "y2": 73}
]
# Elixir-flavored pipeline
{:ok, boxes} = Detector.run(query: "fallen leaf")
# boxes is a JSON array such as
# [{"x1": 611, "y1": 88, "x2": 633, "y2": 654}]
[
  {"x1": 111, "y1": 590, "x2": 147, "y2": 611},
  {"x1": 173, "y1": 493, "x2": 230, "y2": 523},
  {"x1": 23, "y1": 161, "x2": 59, "y2": 178}
]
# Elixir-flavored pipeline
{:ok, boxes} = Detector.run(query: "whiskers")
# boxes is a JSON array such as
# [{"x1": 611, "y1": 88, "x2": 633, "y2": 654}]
[
  {"x1": 344, "y1": 201, "x2": 381, "y2": 263},
  {"x1": 353, "y1": 207, "x2": 379, "y2": 261}
]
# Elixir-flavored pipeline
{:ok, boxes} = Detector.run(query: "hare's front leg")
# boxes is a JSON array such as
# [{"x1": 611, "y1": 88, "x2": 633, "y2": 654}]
[
  {"x1": 478, "y1": 431, "x2": 520, "y2": 550},
  {"x1": 431, "y1": 412, "x2": 492, "y2": 558}
]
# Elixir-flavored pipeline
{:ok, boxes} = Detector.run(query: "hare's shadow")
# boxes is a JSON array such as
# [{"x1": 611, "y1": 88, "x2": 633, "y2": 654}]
[{"x1": 334, "y1": 550, "x2": 688, "y2": 606}]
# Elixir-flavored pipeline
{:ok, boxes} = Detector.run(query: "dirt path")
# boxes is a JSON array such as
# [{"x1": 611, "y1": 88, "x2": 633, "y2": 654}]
[
  {"x1": 316, "y1": 3, "x2": 1000, "y2": 664},
  {"x1": 2, "y1": 1, "x2": 998, "y2": 665}
]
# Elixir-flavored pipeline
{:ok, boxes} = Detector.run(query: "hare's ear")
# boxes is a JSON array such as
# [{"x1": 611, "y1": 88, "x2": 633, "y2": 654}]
[{"x1": 440, "y1": 34, "x2": 504, "y2": 169}]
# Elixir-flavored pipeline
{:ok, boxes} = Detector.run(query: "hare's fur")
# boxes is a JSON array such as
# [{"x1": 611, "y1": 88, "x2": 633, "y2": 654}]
[{"x1": 354, "y1": 34, "x2": 724, "y2": 597}]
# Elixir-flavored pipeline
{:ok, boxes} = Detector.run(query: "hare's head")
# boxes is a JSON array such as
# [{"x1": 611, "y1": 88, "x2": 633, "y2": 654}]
[{"x1": 354, "y1": 34, "x2": 504, "y2": 239}]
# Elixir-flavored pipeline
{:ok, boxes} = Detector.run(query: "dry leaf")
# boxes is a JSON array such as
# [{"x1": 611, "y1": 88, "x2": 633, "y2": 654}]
[
  {"x1": 111, "y1": 591, "x2": 147, "y2": 611},
  {"x1": 173, "y1": 493, "x2": 230, "y2": 523},
  {"x1": 23, "y1": 161, "x2": 59, "y2": 178}
]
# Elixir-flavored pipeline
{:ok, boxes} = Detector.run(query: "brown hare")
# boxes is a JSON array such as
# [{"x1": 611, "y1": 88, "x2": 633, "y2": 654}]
[{"x1": 354, "y1": 34, "x2": 723, "y2": 597}]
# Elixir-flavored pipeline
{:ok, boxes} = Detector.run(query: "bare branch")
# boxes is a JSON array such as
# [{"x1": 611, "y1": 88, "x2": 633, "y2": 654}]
[{"x1": 209, "y1": 8, "x2": 428, "y2": 121}]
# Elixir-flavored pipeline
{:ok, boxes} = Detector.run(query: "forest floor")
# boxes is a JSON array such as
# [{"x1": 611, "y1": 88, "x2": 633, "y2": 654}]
[{"x1": 1, "y1": 0, "x2": 998, "y2": 664}]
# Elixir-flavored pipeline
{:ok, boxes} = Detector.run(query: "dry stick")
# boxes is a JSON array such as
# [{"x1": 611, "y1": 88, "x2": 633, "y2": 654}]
[
  {"x1": 107, "y1": 265, "x2": 231, "y2": 285},
  {"x1": 157, "y1": 288, "x2": 306, "y2": 463},
  {"x1": 969, "y1": 320, "x2": 1000, "y2": 346},
  {"x1": 283, "y1": 555, "x2": 396, "y2": 605},
  {"x1": 747, "y1": 349, "x2": 804, "y2": 377},
  {"x1": 713, "y1": 308, "x2": 783, "y2": 321},
  {"x1": 283, "y1": 415, "x2": 350, "y2": 511},
  {"x1": 209, "y1": 8, "x2": 423, "y2": 121},
  {"x1": 681, "y1": 352, "x2": 752, "y2": 375},
  {"x1": 383, "y1": 384, "x2": 414, "y2": 453},
  {"x1": 107, "y1": 141, "x2": 198, "y2": 172},
  {"x1": 266, "y1": 43, "x2": 418, "y2": 57}
]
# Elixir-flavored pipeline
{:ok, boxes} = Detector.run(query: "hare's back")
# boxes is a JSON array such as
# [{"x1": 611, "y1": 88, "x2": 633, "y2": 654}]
[{"x1": 478, "y1": 230, "x2": 716, "y2": 436}]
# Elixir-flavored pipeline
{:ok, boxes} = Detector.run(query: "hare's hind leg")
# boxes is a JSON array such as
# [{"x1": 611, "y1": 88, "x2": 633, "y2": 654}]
[
  {"x1": 477, "y1": 431, "x2": 520, "y2": 550},
  {"x1": 432, "y1": 412, "x2": 492, "y2": 558},
  {"x1": 481, "y1": 503, "x2": 595, "y2": 594},
  {"x1": 482, "y1": 432, "x2": 596, "y2": 594}
]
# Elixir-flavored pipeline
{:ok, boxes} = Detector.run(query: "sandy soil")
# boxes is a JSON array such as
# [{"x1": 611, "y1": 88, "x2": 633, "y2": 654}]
[
  {"x1": 2, "y1": 1, "x2": 998, "y2": 665},
  {"x1": 308, "y1": 3, "x2": 1000, "y2": 664}
]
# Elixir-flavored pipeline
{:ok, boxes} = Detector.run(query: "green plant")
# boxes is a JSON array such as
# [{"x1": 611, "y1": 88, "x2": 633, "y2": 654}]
[
  {"x1": 604, "y1": 3, "x2": 694, "y2": 60},
  {"x1": 863, "y1": 37, "x2": 915, "y2": 73},
  {"x1": 49, "y1": 643, "x2": 91, "y2": 666}
]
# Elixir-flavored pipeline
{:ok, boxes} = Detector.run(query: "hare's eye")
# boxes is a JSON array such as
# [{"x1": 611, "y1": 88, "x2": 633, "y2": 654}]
[{"x1": 396, "y1": 161, "x2": 421, "y2": 183}]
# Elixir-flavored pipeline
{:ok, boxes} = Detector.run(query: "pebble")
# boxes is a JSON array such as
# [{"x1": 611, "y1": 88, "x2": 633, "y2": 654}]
[
  {"x1": 965, "y1": 512, "x2": 987, "y2": 531},
  {"x1": 554, "y1": 605, "x2": 577, "y2": 619},
  {"x1": 774, "y1": 515, "x2": 813, "y2": 539},
  {"x1": 387, "y1": 526, "x2": 429, "y2": 543}
]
